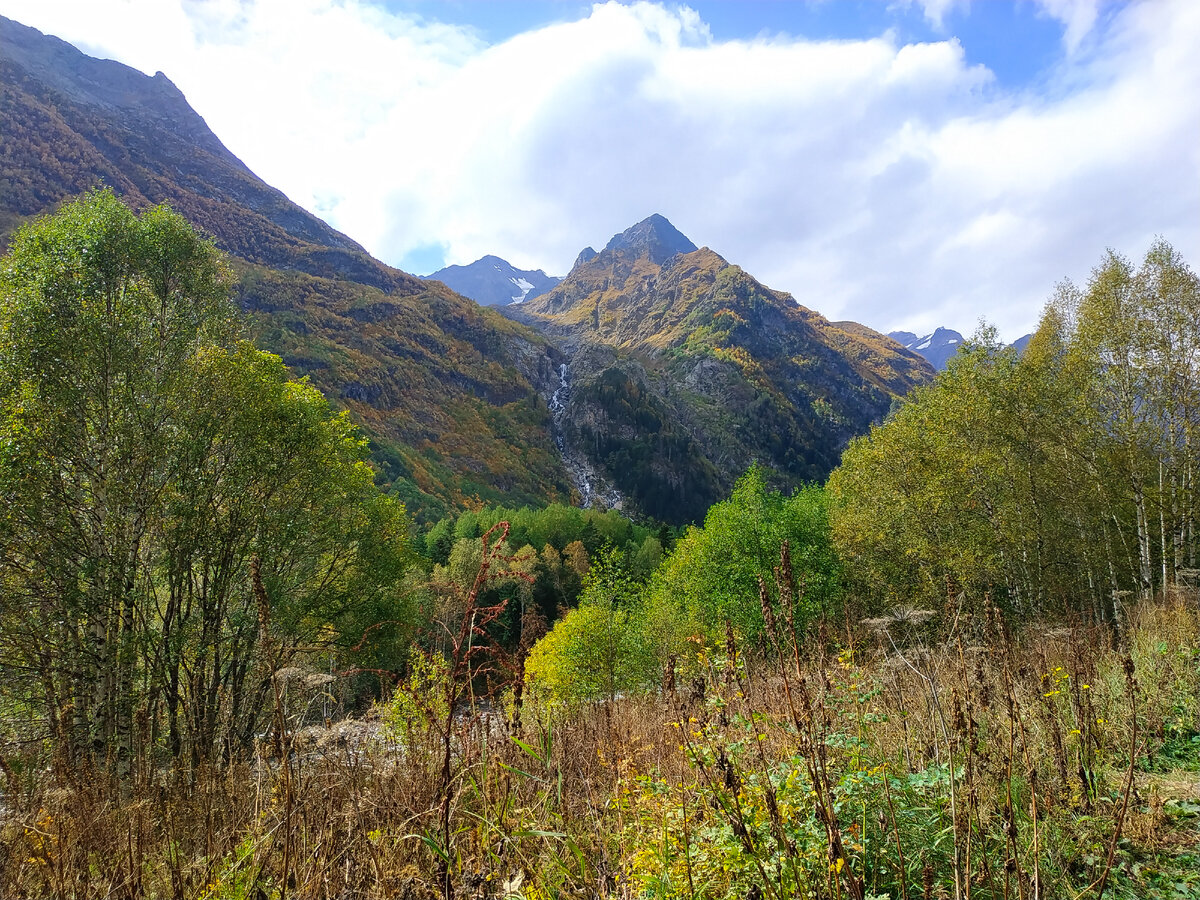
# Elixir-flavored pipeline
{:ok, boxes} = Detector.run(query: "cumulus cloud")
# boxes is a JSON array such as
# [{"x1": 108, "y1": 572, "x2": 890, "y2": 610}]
[{"x1": 1, "y1": 0, "x2": 1196, "y2": 340}]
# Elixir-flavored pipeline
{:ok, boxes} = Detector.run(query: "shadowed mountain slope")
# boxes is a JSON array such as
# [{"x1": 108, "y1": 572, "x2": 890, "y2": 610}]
[{"x1": 506, "y1": 215, "x2": 934, "y2": 522}]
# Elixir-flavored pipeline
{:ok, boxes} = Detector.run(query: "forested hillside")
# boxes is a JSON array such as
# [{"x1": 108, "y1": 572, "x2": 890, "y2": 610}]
[{"x1": 0, "y1": 13, "x2": 575, "y2": 521}]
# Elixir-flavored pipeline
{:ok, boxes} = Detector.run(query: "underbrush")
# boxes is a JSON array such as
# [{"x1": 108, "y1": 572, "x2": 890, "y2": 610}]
[{"x1": 2, "y1": 589, "x2": 1198, "y2": 899}]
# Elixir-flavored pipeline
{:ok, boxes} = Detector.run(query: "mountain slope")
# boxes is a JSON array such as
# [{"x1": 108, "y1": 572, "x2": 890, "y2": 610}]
[
  {"x1": 0, "y1": 14, "x2": 573, "y2": 521},
  {"x1": 423, "y1": 255, "x2": 561, "y2": 306},
  {"x1": 507, "y1": 215, "x2": 934, "y2": 522},
  {"x1": 2, "y1": 16, "x2": 937, "y2": 526}
]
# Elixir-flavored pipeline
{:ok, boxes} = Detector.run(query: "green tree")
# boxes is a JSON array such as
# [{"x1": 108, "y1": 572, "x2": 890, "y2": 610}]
[
  {"x1": 0, "y1": 191, "x2": 415, "y2": 774},
  {"x1": 829, "y1": 240, "x2": 1200, "y2": 627},
  {"x1": 645, "y1": 464, "x2": 839, "y2": 657},
  {"x1": 524, "y1": 547, "x2": 654, "y2": 706}
]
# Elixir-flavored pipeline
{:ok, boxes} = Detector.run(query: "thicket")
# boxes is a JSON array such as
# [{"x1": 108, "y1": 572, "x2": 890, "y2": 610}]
[
  {"x1": 0, "y1": 191, "x2": 417, "y2": 776},
  {"x1": 830, "y1": 240, "x2": 1200, "y2": 630},
  {"x1": 2, "y1": 562, "x2": 1197, "y2": 899}
]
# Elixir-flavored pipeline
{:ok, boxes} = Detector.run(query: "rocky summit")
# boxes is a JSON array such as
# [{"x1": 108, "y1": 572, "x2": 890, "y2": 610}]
[{"x1": 506, "y1": 215, "x2": 933, "y2": 522}]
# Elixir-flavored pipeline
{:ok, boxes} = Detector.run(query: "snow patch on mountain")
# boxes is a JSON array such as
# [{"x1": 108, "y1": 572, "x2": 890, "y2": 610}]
[
  {"x1": 423, "y1": 255, "x2": 561, "y2": 307},
  {"x1": 888, "y1": 327, "x2": 1030, "y2": 371},
  {"x1": 509, "y1": 276, "x2": 535, "y2": 304}
]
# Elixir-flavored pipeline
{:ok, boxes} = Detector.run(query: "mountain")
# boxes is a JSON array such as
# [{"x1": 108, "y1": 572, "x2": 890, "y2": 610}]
[
  {"x1": 887, "y1": 327, "x2": 965, "y2": 371},
  {"x1": 423, "y1": 255, "x2": 561, "y2": 306},
  {"x1": 1, "y1": 16, "x2": 935, "y2": 525},
  {"x1": 0, "y1": 14, "x2": 574, "y2": 522},
  {"x1": 505, "y1": 215, "x2": 934, "y2": 522},
  {"x1": 1009, "y1": 333, "x2": 1033, "y2": 354},
  {"x1": 888, "y1": 327, "x2": 1035, "y2": 370},
  {"x1": 602, "y1": 213, "x2": 698, "y2": 262}
]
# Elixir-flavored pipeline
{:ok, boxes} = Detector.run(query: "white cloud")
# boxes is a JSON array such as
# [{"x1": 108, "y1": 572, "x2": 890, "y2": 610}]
[
  {"x1": 0, "y1": 0, "x2": 1197, "y2": 341},
  {"x1": 913, "y1": 0, "x2": 968, "y2": 31},
  {"x1": 1032, "y1": 0, "x2": 1100, "y2": 54}
]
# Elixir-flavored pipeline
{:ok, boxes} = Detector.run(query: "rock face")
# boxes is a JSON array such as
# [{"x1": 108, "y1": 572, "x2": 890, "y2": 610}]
[
  {"x1": 423, "y1": 255, "x2": 561, "y2": 306},
  {"x1": 602, "y1": 213, "x2": 698, "y2": 264},
  {"x1": 507, "y1": 215, "x2": 935, "y2": 523}
]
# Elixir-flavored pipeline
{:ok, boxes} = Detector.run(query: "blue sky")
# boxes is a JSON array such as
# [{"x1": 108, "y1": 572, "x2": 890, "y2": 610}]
[
  {"x1": 395, "y1": 0, "x2": 1070, "y2": 87},
  {"x1": 0, "y1": 0, "x2": 1195, "y2": 341}
]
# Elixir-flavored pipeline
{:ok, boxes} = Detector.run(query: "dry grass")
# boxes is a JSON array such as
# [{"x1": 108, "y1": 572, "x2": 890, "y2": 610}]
[{"x1": 1, "y1": 593, "x2": 1198, "y2": 900}]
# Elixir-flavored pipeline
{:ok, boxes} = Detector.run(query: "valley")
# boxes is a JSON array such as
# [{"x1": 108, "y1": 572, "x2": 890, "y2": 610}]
[{"x1": 0, "y1": 9, "x2": 1198, "y2": 900}]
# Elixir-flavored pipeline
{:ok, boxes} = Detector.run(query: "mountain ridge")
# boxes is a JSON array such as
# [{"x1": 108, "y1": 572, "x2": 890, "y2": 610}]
[
  {"x1": 2, "y1": 16, "x2": 936, "y2": 525},
  {"x1": 887, "y1": 327, "x2": 965, "y2": 371},
  {"x1": 423, "y1": 255, "x2": 561, "y2": 306},
  {"x1": 888, "y1": 326, "x2": 1034, "y2": 370},
  {"x1": 505, "y1": 215, "x2": 934, "y2": 521},
  {"x1": 0, "y1": 13, "x2": 576, "y2": 521}
]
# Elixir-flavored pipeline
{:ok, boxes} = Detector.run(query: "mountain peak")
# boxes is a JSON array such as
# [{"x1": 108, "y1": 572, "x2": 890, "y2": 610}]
[
  {"x1": 603, "y1": 214, "x2": 698, "y2": 265},
  {"x1": 422, "y1": 255, "x2": 561, "y2": 306},
  {"x1": 888, "y1": 327, "x2": 965, "y2": 371}
]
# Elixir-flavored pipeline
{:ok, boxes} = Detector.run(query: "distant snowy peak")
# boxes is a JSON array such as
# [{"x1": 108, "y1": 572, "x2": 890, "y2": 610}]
[
  {"x1": 424, "y1": 254, "x2": 561, "y2": 307},
  {"x1": 888, "y1": 327, "x2": 1032, "y2": 371},
  {"x1": 887, "y1": 327, "x2": 965, "y2": 371}
]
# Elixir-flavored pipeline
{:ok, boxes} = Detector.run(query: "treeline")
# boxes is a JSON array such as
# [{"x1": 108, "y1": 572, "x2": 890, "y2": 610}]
[
  {"x1": 829, "y1": 239, "x2": 1200, "y2": 632},
  {"x1": 411, "y1": 503, "x2": 669, "y2": 659},
  {"x1": 401, "y1": 467, "x2": 839, "y2": 711},
  {"x1": 422, "y1": 502, "x2": 665, "y2": 570}
]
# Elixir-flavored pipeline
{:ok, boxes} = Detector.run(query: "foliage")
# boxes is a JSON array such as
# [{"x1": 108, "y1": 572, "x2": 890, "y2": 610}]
[
  {"x1": 421, "y1": 502, "x2": 666, "y2": 643},
  {"x1": 646, "y1": 464, "x2": 840, "y2": 655},
  {"x1": 619, "y1": 594, "x2": 1200, "y2": 900},
  {"x1": 0, "y1": 190, "x2": 416, "y2": 773},
  {"x1": 435, "y1": 501, "x2": 656, "y2": 559},
  {"x1": 4, "y1": 594, "x2": 1198, "y2": 900},
  {"x1": 523, "y1": 547, "x2": 657, "y2": 707},
  {"x1": 830, "y1": 240, "x2": 1200, "y2": 624}
]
